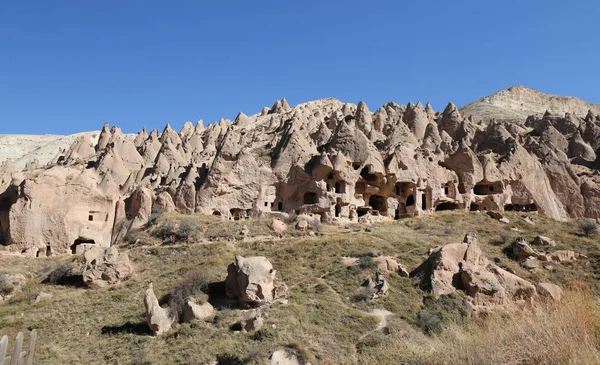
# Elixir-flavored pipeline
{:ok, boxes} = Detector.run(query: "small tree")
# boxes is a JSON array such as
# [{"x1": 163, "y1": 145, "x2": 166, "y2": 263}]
[{"x1": 578, "y1": 219, "x2": 598, "y2": 237}]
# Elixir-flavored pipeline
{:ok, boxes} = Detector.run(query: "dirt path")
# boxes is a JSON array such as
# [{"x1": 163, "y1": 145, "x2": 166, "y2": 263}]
[{"x1": 359, "y1": 309, "x2": 393, "y2": 340}]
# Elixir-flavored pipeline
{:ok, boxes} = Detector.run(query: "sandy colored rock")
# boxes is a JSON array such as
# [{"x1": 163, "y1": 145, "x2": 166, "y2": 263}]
[
  {"x1": 144, "y1": 283, "x2": 174, "y2": 335},
  {"x1": 82, "y1": 246, "x2": 134, "y2": 288},
  {"x1": 225, "y1": 256, "x2": 278, "y2": 305},
  {"x1": 269, "y1": 219, "x2": 287, "y2": 234},
  {"x1": 533, "y1": 235, "x2": 557, "y2": 247},
  {"x1": 536, "y1": 282, "x2": 564, "y2": 302},
  {"x1": 182, "y1": 298, "x2": 214, "y2": 323},
  {"x1": 374, "y1": 256, "x2": 409, "y2": 277}
]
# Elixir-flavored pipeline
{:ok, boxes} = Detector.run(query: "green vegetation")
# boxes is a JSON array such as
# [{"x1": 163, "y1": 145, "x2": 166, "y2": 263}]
[{"x1": 1, "y1": 211, "x2": 600, "y2": 364}]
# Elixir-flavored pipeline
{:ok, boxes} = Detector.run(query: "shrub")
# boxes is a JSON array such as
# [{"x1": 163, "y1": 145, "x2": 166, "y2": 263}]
[
  {"x1": 0, "y1": 271, "x2": 14, "y2": 296},
  {"x1": 153, "y1": 221, "x2": 177, "y2": 240},
  {"x1": 44, "y1": 261, "x2": 75, "y2": 285},
  {"x1": 415, "y1": 294, "x2": 469, "y2": 334},
  {"x1": 578, "y1": 219, "x2": 598, "y2": 237},
  {"x1": 169, "y1": 269, "x2": 212, "y2": 320},
  {"x1": 358, "y1": 256, "x2": 376, "y2": 270},
  {"x1": 178, "y1": 218, "x2": 200, "y2": 243}
]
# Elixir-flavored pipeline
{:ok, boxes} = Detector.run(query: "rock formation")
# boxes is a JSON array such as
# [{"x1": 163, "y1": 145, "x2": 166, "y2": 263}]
[
  {"x1": 144, "y1": 283, "x2": 174, "y2": 335},
  {"x1": 2, "y1": 88, "x2": 600, "y2": 254},
  {"x1": 411, "y1": 233, "x2": 538, "y2": 312},
  {"x1": 82, "y1": 246, "x2": 134, "y2": 288},
  {"x1": 225, "y1": 256, "x2": 283, "y2": 305}
]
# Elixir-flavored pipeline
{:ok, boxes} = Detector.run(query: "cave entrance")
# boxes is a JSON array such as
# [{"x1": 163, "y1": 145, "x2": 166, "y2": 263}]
[
  {"x1": 504, "y1": 204, "x2": 537, "y2": 212},
  {"x1": 360, "y1": 167, "x2": 378, "y2": 183},
  {"x1": 369, "y1": 195, "x2": 387, "y2": 215},
  {"x1": 436, "y1": 202, "x2": 459, "y2": 211},
  {"x1": 335, "y1": 204, "x2": 341, "y2": 217},
  {"x1": 71, "y1": 238, "x2": 95, "y2": 255},
  {"x1": 303, "y1": 192, "x2": 319, "y2": 205},
  {"x1": 421, "y1": 194, "x2": 427, "y2": 210},
  {"x1": 406, "y1": 195, "x2": 415, "y2": 207},
  {"x1": 395, "y1": 203, "x2": 407, "y2": 220},
  {"x1": 474, "y1": 181, "x2": 503, "y2": 195}
]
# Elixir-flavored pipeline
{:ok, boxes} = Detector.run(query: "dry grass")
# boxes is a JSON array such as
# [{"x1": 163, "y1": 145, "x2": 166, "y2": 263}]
[
  {"x1": 0, "y1": 211, "x2": 600, "y2": 364},
  {"x1": 435, "y1": 287, "x2": 600, "y2": 365}
]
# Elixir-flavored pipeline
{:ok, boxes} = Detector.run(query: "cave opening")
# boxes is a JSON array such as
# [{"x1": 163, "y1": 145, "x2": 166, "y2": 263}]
[
  {"x1": 369, "y1": 195, "x2": 387, "y2": 215},
  {"x1": 436, "y1": 202, "x2": 459, "y2": 211},
  {"x1": 406, "y1": 195, "x2": 415, "y2": 207},
  {"x1": 303, "y1": 192, "x2": 319, "y2": 205},
  {"x1": 71, "y1": 238, "x2": 95, "y2": 255}
]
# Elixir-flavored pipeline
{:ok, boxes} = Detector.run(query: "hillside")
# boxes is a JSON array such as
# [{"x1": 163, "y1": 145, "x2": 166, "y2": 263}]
[
  {"x1": 460, "y1": 86, "x2": 600, "y2": 123},
  {"x1": 1, "y1": 211, "x2": 599, "y2": 364},
  {"x1": 0, "y1": 132, "x2": 100, "y2": 171}
]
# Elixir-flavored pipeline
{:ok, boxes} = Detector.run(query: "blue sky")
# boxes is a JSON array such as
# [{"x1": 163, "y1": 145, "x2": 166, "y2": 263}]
[{"x1": 1, "y1": 1, "x2": 598, "y2": 135}]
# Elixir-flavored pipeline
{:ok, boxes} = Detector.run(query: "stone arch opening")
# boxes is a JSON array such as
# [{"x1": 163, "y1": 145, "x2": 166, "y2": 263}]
[
  {"x1": 46, "y1": 243, "x2": 51, "y2": 257},
  {"x1": 360, "y1": 167, "x2": 378, "y2": 183},
  {"x1": 474, "y1": 181, "x2": 503, "y2": 195},
  {"x1": 406, "y1": 195, "x2": 415, "y2": 207},
  {"x1": 335, "y1": 204, "x2": 341, "y2": 218},
  {"x1": 335, "y1": 182, "x2": 344, "y2": 194},
  {"x1": 436, "y1": 202, "x2": 459, "y2": 211},
  {"x1": 303, "y1": 192, "x2": 319, "y2": 205},
  {"x1": 212, "y1": 210, "x2": 222, "y2": 216},
  {"x1": 470, "y1": 203, "x2": 482, "y2": 211},
  {"x1": 71, "y1": 238, "x2": 95, "y2": 255},
  {"x1": 369, "y1": 195, "x2": 387, "y2": 215},
  {"x1": 421, "y1": 194, "x2": 427, "y2": 210}
]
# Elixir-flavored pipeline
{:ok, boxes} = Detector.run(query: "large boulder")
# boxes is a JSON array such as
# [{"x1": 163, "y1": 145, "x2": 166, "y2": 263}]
[
  {"x1": 374, "y1": 256, "x2": 409, "y2": 277},
  {"x1": 82, "y1": 246, "x2": 134, "y2": 288},
  {"x1": 411, "y1": 233, "x2": 537, "y2": 311},
  {"x1": 226, "y1": 256, "x2": 281, "y2": 305},
  {"x1": 536, "y1": 282, "x2": 564, "y2": 302},
  {"x1": 144, "y1": 283, "x2": 174, "y2": 335},
  {"x1": 182, "y1": 297, "x2": 214, "y2": 323},
  {"x1": 270, "y1": 350, "x2": 309, "y2": 365},
  {"x1": 533, "y1": 235, "x2": 557, "y2": 247}
]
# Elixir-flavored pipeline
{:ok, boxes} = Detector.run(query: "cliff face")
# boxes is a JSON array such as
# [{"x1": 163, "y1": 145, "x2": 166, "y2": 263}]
[{"x1": 2, "y1": 88, "x2": 600, "y2": 254}]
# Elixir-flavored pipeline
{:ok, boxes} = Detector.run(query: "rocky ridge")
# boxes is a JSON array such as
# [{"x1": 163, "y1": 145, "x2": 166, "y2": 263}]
[{"x1": 2, "y1": 87, "x2": 600, "y2": 255}]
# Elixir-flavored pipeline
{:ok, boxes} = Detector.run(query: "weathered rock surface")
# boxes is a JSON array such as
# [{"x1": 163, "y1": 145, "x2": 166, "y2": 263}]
[
  {"x1": 411, "y1": 233, "x2": 537, "y2": 311},
  {"x1": 374, "y1": 256, "x2": 409, "y2": 277},
  {"x1": 270, "y1": 350, "x2": 310, "y2": 365},
  {"x1": 226, "y1": 256, "x2": 280, "y2": 305},
  {"x1": 82, "y1": 247, "x2": 134, "y2": 288},
  {"x1": 536, "y1": 282, "x2": 564, "y2": 302},
  {"x1": 533, "y1": 235, "x2": 557, "y2": 247},
  {"x1": 182, "y1": 297, "x2": 215, "y2": 323},
  {"x1": 3, "y1": 88, "x2": 600, "y2": 254},
  {"x1": 144, "y1": 283, "x2": 174, "y2": 335}
]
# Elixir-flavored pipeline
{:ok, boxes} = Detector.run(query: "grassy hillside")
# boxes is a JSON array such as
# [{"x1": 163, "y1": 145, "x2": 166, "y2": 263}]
[{"x1": 1, "y1": 211, "x2": 600, "y2": 364}]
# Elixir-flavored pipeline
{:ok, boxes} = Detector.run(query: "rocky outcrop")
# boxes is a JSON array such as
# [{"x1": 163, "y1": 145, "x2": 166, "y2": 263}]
[
  {"x1": 82, "y1": 247, "x2": 134, "y2": 288},
  {"x1": 411, "y1": 233, "x2": 537, "y2": 311},
  {"x1": 3, "y1": 90, "x2": 600, "y2": 254},
  {"x1": 144, "y1": 283, "x2": 174, "y2": 335},
  {"x1": 225, "y1": 256, "x2": 282, "y2": 305}
]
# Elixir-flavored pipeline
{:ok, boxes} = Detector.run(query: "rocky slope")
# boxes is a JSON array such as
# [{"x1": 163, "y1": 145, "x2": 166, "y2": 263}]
[
  {"x1": 2, "y1": 87, "x2": 600, "y2": 255},
  {"x1": 460, "y1": 86, "x2": 600, "y2": 123},
  {"x1": 0, "y1": 132, "x2": 100, "y2": 171}
]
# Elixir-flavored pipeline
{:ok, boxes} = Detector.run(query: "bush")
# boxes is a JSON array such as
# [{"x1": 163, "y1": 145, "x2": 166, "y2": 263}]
[
  {"x1": 152, "y1": 221, "x2": 177, "y2": 240},
  {"x1": 578, "y1": 219, "x2": 598, "y2": 237},
  {"x1": 44, "y1": 261, "x2": 75, "y2": 285},
  {"x1": 178, "y1": 218, "x2": 200, "y2": 243},
  {"x1": 415, "y1": 294, "x2": 469, "y2": 334},
  {"x1": 0, "y1": 271, "x2": 14, "y2": 296},
  {"x1": 169, "y1": 269, "x2": 213, "y2": 320}
]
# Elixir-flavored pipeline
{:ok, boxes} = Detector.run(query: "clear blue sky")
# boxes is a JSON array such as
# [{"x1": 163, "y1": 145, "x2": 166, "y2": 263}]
[{"x1": 1, "y1": 1, "x2": 598, "y2": 135}]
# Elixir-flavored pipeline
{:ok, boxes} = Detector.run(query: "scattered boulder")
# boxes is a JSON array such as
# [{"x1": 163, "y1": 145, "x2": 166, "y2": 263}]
[
  {"x1": 182, "y1": 296, "x2": 215, "y2": 323},
  {"x1": 486, "y1": 211, "x2": 509, "y2": 223},
  {"x1": 533, "y1": 235, "x2": 557, "y2": 247},
  {"x1": 512, "y1": 237, "x2": 543, "y2": 260},
  {"x1": 270, "y1": 350, "x2": 310, "y2": 365},
  {"x1": 226, "y1": 256, "x2": 285, "y2": 305},
  {"x1": 269, "y1": 219, "x2": 287, "y2": 234},
  {"x1": 360, "y1": 272, "x2": 389, "y2": 299},
  {"x1": 239, "y1": 225, "x2": 250, "y2": 237},
  {"x1": 374, "y1": 256, "x2": 409, "y2": 277},
  {"x1": 239, "y1": 308, "x2": 266, "y2": 332},
  {"x1": 144, "y1": 283, "x2": 174, "y2": 335},
  {"x1": 31, "y1": 292, "x2": 53, "y2": 304},
  {"x1": 522, "y1": 257, "x2": 539, "y2": 271},
  {"x1": 546, "y1": 250, "x2": 586, "y2": 262},
  {"x1": 536, "y1": 282, "x2": 564, "y2": 302},
  {"x1": 295, "y1": 219, "x2": 309, "y2": 231},
  {"x1": 82, "y1": 246, "x2": 134, "y2": 288}
]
